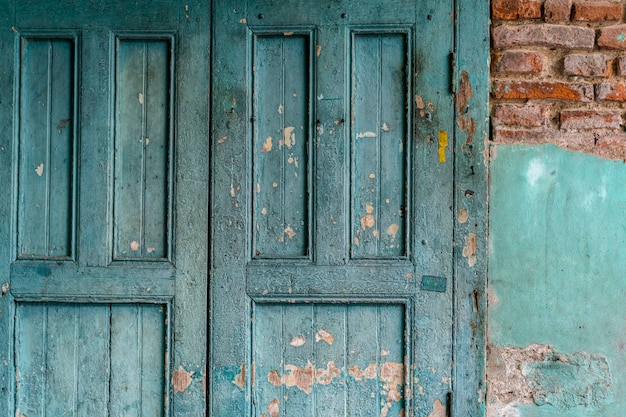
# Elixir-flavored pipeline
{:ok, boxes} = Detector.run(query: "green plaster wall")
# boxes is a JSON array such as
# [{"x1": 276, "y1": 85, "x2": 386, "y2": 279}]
[{"x1": 488, "y1": 144, "x2": 626, "y2": 417}]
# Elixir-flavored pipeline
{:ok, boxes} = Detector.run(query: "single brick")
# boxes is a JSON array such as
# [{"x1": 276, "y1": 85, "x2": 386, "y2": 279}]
[
  {"x1": 598, "y1": 25, "x2": 626, "y2": 49},
  {"x1": 545, "y1": 0, "x2": 573, "y2": 22},
  {"x1": 619, "y1": 57, "x2": 626, "y2": 75},
  {"x1": 572, "y1": 1, "x2": 622, "y2": 22},
  {"x1": 597, "y1": 82, "x2": 626, "y2": 101},
  {"x1": 493, "y1": 0, "x2": 542, "y2": 20},
  {"x1": 563, "y1": 54, "x2": 612, "y2": 77},
  {"x1": 560, "y1": 109, "x2": 622, "y2": 130},
  {"x1": 492, "y1": 24, "x2": 595, "y2": 49},
  {"x1": 493, "y1": 104, "x2": 549, "y2": 127},
  {"x1": 493, "y1": 51, "x2": 544, "y2": 73},
  {"x1": 492, "y1": 128, "x2": 595, "y2": 149},
  {"x1": 492, "y1": 80, "x2": 594, "y2": 102}
]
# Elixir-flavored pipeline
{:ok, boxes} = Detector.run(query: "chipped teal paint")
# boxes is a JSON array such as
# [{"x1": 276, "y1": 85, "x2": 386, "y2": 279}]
[
  {"x1": 617, "y1": 33, "x2": 625, "y2": 42},
  {"x1": 0, "y1": 1, "x2": 209, "y2": 417},
  {"x1": 489, "y1": 144, "x2": 626, "y2": 416}
]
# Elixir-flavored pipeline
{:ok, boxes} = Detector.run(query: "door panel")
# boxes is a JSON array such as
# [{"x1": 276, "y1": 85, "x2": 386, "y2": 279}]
[
  {"x1": 0, "y1": 1, "x2": 209, "y2": 416},
  {"x1": 211, "y1": 1, "x2": 454, "y2": 416}
]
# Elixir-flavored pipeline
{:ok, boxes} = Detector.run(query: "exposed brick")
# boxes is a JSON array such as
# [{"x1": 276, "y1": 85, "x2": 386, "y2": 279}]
[
  {"x1": 563, "y1": 54, "x2": 612, "y2": 77},
  {"x1": 493, "y1": 104, "x2": 549, "y2": 127},
  {"x1": 492, "y1": 80, "x2": 594, "y2": 102},
  {"x1": 598, "y1": 25, "x2": 626, "y2": 49},
  {"x1": 572, "y1": 1, "x2": 622, "y2": 22},
  {"x1": 619, "y1": 56, "x2": 626, "y2": 75},
  {"x1": 560, "y1": 109, "x2": 622, "y2": 130},
  {"x1": 493, "y1": 51, "x2": 544, "y2": 74},
  {"x1": 492, "y1": 24, "x2": 595, "y2": 49},
  {"x1": 492, "y1": 0, "x2": 542, "y2": 20},
  {"x1": 545, "y1": 0, "x2": 573, "y2": 22},
  {"x1": 492, "y1": 128, "x2": 595, "y2": 148},
  {"x1": 597, "y1": 82, "x2": 626, "y2": 101}
]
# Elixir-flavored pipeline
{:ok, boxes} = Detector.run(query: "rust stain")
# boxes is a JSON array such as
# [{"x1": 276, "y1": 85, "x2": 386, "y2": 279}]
[
  {"x1": 239, "y1": 18, "x2": 247, "y2": 24},
  {"x1": 348, "y1": 363, "x2": 377, "y2": 381},
  {"x1": 262, "y1": 136, "x2": 273, "y2": 153},
  {"x1": 316, "y1": 361, "x2": 341, "y2": 385},
  {"x1": 267, "y1": 399, "x2": 280, "y2": 417},
  {"x1": 56, "y1": 118, "x2": 70, "y2": 130},
  {"x1": 315, "y1": 329, "x2": 334, "y2": 344},
  {"x1": 455, "y1": 71, "x2": 475, "y2": 151},
  {"x1": 35, "y1": 163, "x2": 44, "y2": 177},
  {"x1": 290, "y1": 335, "x2": 306, "y2": 347},
  {"x1": 427, "y1": 399, "x2": 446, "y2": 417},
  {"x1": 233, "y1": 363, "x2": 246, "y2": 389},
  {"x1": 458, "y1": 208, "x2": 469, "y2": 223},
  {"x1": 172, "y1": 366, "x2": 194, "y2": 394},
  {"x1": 462, "y1": 233, "x2": 477, "y2": 267}
]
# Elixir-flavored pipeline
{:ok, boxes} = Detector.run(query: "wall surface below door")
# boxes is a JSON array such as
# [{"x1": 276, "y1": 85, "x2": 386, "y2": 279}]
[{"x1": 488, "y1": 144, "x2": 626, "y2": 417}]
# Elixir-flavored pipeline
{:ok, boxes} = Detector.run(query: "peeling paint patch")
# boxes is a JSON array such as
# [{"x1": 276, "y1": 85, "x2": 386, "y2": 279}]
[
  {"x1": 455, "y1": 71, "x2": 476, "y2": 151},
  {"x1": 284, "y1": 226, "x2": 296, "y2": 239},
  {"x1": 130, "y1": 240, "x2": 140, "y2": 252},
  {"x1": 267, "y1": 399, "x2": 280, "y2": 417},
  {"x1": 380, "y1": 362, "x2": 404, "y2": 417},
  {"x1": 262, "y1": 136, "x2": 273, "y2": 152},
  {"x1": 315, "y1": 329, "x2": 334, "y2": 344},
  {"x1": 35, "y1": 163, "x2": 44, "y2": 177},
  {"x1": 462, "y1": 233, "x2": 477, "y2": 267},
  {"x1": 427, "y1": 399, "x2": 446, "y2": 417},
  {"x1": 316, "y1": 361, "x2": 341, "y2": 385},
  {"x1": 386, "y1": 224, "x2": 399, "y2": 242},
  {"x1": 290, "y1": 335, "x2": 306, "y2": 347},
  {"x1": 357, "y1": 131, "x2": 378, "y2": 138},
  {"x1": 348, "y1": 363, "x2": 377, "y2": 381},
  {"x1": 282, "y1": 126, "x2": 295, "y2": 148},
  {"x1": 232, "y1": 363, "x2": 245, "y2": 389},
  {"x1": 458, "y1": 208, "x2": 469, "y2": 223},
  {"x1": 218, "y1": 136, "x2": 228, "y2": 144},
  {"x1": 316, "y1": 45, "x2": 322, "y2": 56},
  {"x1": 172, "y1": 366, "x2": 194, "y2": 393},
  {"x1": 487, "y1": 344, "x2": 611, "y2": 416},
  {"x1": 1, "y1": 282, "x2": 8, "y2": 296}
]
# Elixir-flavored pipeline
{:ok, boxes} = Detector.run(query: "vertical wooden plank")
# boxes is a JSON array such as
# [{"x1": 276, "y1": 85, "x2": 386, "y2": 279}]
[
  {"x1": 143, "y1": 40, "x2": 171, "y2": 260},
  {"x1": 377, "y1": 305, "x2": 405, "y2": 417},
  {"x1": 312, "y1": 305, "x2": 346, "y2": 415},
  {"x1": 47, "y1": 39, "x2": 74, "y2": 258},
  {"x1": 253, "y1": 34, "x2": 309, "y2": 258},
  {"x1": 18, "y1": 38, "x2": 52, "y2": 257},
  {"x1": 110, "y1": 305, "x2": 141, "y2": 416},
  {"x1": 114, "y1": 40, "x2": 146, "y2": 260},
  {"x1": 346, "y1": 306, "x2": 379, "y2": 415},
  {"x1": 253, "y1": 304, "x2": 284, "y2": 417},
  {"x1": 281, "y1": 304, "x2": 314, "y2": 417},
  {"x1": 76, "y1": 305, "x2": 110, "y2": 417},
  {"x1": 45, "y1": 304, "x2": 78, "y2": 416},
  {"x1": 15, "y1": 304, "x2": 47, "y2": 417},
  {"x1": 453, "y1": 0, "x2": 489, "y2": 415},
  {"x1": 139, "y1": 305, "x2": 166, "y2": 416}
]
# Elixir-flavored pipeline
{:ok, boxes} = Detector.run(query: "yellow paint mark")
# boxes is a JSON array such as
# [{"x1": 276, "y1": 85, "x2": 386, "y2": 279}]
[
  {"x1": 267, "y1": 399, "x2": 280, "y2": 417},
  {"x1": 290, "y1": 335, "x2": 306, "y2": 347},
  {"x1": 316, "y1": 45, "x2": 322, "y2": 56},
  {"x1": 361, "y1": 214, "x2": 375, "y2": 230},
  {"x1": 463, "y1": 233, "x2": 477, "y2": 267},
  {"x1": 283, "y1": 126, "x2": 295, "y2": 148},
  {"x1": 315, "y1": 329, "x2": 334, "y2": 344},
  {"x1": 138, "y1": 92, "x2": 144, "y2": 104},
  {"x1": 438, "y1": 131, "x2": 448, "y2": 163},
  {"x1": 239, "y1": 18, "x2": 247, "y2": 24},
  {"x1": 130, "y1": 241, "x2": 140, "y2": 252},
  {"x1": 458, "y1": 208, "x2": 469, "y2": 223},
  {"x1": 172, "y1": 366, "x2": 194, "y2": 394},
  {"x1": 365, "y1": 204, "x2": 374, "y2": 214},
  {"x1": 427, "y1": 399, "x2": 446, "y2": 417},
  {"x1": 277, "y1": 104, "x2": 283, "y2": 114},
  {"x1": 262, "y1": 136, "x2": 273, "y2": 153},
  {"x1": 284, "y1": 226, "x2": 296, "y2": 239},
  {"x1": 218, "y1": 136, "x2": 228, "y2": 144},
  {"x1": 232, "y1": 364, "x2": 246, "y2": 389},
  {"x1": 415, "y1": 95, "x2": 425, "y2": 109},
  {"x1": 357, "y1": 131, "x2": 378, "y2": 138},
  {"x1": 35, "y1": 163, "x2": 44, "y2": 177}
]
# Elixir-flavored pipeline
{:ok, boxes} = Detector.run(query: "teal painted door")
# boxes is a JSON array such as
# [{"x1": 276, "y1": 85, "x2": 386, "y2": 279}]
[
  {"x1": 0, "y1": 1, "x2": 209, "y2": 416},
  {"x1": 210, "y1": 1, "x2": 455, "y2": 416}
]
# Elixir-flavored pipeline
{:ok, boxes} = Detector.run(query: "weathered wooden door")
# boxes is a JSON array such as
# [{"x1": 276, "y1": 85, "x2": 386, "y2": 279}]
[
  {"x1": 211, "y1": 1, "x2": 454, "y2": 416},
  {"x1": 0, "y1": 1, "x2": 209, "y2": 415}
]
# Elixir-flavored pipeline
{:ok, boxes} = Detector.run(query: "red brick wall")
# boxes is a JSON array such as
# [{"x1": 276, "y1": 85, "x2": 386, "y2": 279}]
[{"x1": 491, "y1": 0, "x2": 626, "y2": 159}]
